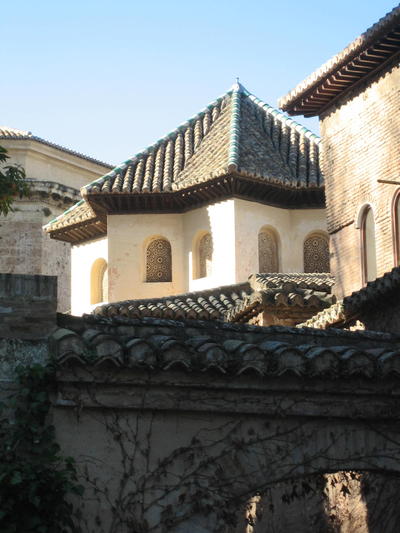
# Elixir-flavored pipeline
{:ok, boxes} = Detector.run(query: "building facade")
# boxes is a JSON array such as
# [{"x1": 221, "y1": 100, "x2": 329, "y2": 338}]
[
  {"x1": 46, "y1": 83, "x2": 329, "y2": 315},
  {"x1": 280, "y1": 6, "x2": 400, "y2": 299},
  {"x1": 0, "y1": 127, "x2": 111, "y2": 311}
]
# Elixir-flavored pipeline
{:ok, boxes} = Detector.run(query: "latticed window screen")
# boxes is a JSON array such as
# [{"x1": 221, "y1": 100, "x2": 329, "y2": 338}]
[
  {"x1": 198, "y1": 233, "x2": 213, "y2": 278},
  {"x1": 146, "y1": 238, "x2": 172, "y2": 282},
  {"x1": 258, "y1": 230, "x2": 279, "y2": 272},
  {"x1": 303, "y1": 234, "x2": 330, "y2": 273}
]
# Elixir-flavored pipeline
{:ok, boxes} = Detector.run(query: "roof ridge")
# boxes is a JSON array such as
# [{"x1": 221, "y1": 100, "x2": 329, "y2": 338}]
[
  {"x1": 243, "y1": 90, "x2": 320, "y2": 142},
  {"x1": 227, "y1": 82, "x2": 242, "y2": 171},
  {"x1": 82, "y1": 87, "x2": 235, "y2": 195},
  {"x1": 0, "y1": 126, "x2": 112, "y2": 169}
]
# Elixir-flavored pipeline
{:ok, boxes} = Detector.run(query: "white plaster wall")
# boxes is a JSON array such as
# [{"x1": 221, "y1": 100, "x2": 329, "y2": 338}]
[
  {"x1": 71, "y1": 238, "x2": 108, "y2": 316},
  {"x1": 184, "y1": 200, "x2": 236, "y2": 292},
  {"x1": 104, "y1": 199, "x2": 326, "y2": 304},
  {"x1": 234, "y1": 199, "x2": 327, "y2": 281},
  {"x1": 107, "y1": 214, "x2": 185, "y2": 302}
]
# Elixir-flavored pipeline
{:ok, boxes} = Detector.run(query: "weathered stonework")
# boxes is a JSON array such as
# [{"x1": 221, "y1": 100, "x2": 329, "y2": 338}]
[
  {"x1": 0, "y1": 273, "x2": 57, "y2": 339},
  {"x1": 0, "y1": 130, "x2": 111, "y2": 311}
]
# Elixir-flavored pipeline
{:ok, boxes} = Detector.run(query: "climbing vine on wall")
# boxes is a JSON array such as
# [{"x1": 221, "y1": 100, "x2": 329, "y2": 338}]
[{"x1": 0, "y1": 364, "x2": 83, "y2": 533}]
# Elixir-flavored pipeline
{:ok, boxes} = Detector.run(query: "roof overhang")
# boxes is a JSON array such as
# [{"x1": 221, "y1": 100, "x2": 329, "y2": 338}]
[
  {"x1": 279, "y1": 7, "x2": 400, "y2": 117},
  {"x1": 84, "y1": 173, "x2": 325, "y2": 215}
]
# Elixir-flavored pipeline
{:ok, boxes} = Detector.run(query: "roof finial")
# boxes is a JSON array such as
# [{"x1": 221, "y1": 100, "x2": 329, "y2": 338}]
[{"x1": 231, "y1": 77, "x2": 242, "y2": 92}]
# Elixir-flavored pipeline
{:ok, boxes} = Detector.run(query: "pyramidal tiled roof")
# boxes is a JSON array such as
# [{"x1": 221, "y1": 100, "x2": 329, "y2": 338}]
[
  {"x1": 46, "y1": 83, "x2": 323, "y2": 243},
  {"x1": 0, "y1": 126, "x2": 112, "y2": 169},
  {"x1": 84, "y1": 82, "x2": 322, "y2": 197}
]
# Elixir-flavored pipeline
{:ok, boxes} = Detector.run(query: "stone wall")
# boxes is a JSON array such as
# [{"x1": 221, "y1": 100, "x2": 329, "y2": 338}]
[
  {"x1": 0, "y1": 273, "x2": 57, "y2": 339},
  {"x1": 320, "y1": 59, "x2": 400, "y2": 298},
  {"x1": 51, "y1": 313, "x2": 400, "y2": 532},
  {"x1": 0, "y1": 138, "x2": 110, "y2": 311}
]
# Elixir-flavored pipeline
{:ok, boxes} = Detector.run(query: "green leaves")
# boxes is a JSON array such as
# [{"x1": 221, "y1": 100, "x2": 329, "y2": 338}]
[
  {"x1": 0, "y1": 145, "x2": 30, "y2": 216},
  {"x1": 0, "y1": 364, "x2": 83, "y2": 532}
]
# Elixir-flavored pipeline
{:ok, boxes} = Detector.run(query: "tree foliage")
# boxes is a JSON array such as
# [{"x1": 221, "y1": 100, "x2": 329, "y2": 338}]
[
  {"x1": 0, "y1": 364, "x2": 84, "y2": 532},
  {"x1": 0, "y1": 145, "x2": 30, "y2": 215}
]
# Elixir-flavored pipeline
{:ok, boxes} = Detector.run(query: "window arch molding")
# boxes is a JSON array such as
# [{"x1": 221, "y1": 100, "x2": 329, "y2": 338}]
[
  {"x1": 258, "y1": 225, "x2": 280, "y2": 273},
  {"x1": 392, "y1": 190, "x2": 400, "y2": 266},
  {"x1": 144, "y1": 235, "x2": 172, "y2": 283},
  {"x1": 303, "y1": 230, "x2": 330, "y2": 273},
  {"x1": 90, "y1": 258, "x2": 108, "y2": 305},
  {"x1": 356, "y1": 204, "x2": 377, "y2": 285},
  {"x1": 192, "y1": 230, "x2": 213, "y2": 280}
]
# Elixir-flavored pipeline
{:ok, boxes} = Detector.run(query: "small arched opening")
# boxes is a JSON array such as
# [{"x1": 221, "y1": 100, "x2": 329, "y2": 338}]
[
  {"x1": 146, "y1": 237, "x2": 172, "y2": 282},
  {"x1": 303, "y1": 232, "x2": 330, "y2": 273},
  {"x1": 258, "y1": 227, "x2": 279, "y2": 272},
  {"x1": 90, "y1": 258, "x2": 108, "y2": 305},
  {"x1": 193, "y1": 232, "x2": 213, "y2": 279},
  {"x1": 360, "y1": 206, "x2": 377, "y2": 284}
]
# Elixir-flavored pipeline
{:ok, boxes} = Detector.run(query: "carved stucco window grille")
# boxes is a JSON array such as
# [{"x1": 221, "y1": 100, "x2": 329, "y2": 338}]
[
  {"x1": 197, "y1": 233, "x2": 213, "y2": 279},
  {"x1": 258, "y1": 229, "x2": 279, "y2": 272},
  {"x1": 303, "y1": 233, "x2": 330, "y2": 273},
  {"x1": 146, "y1": 238, "x2": 172, "y2": 282},
  {"x1": 90, "y1": 258, "x2": 108, "y2": 304}
]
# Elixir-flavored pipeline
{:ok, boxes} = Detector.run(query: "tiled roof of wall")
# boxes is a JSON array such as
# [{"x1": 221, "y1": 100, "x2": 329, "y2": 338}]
[
  {"x1": 299, "y1": 266, "x2": 400, "y2": 330},
  {"x1": 0, "y1": 126, "x2": 112, "y2": 169},
  {"x1": 94, "y1": 283, "x2": 252, "y2": 322},
  {"x1": 94, "y1": 273, "x2": 334, "y2": 324},
  {"x1": 53, "y1": 314, "x2": 400, "y2": 379}
]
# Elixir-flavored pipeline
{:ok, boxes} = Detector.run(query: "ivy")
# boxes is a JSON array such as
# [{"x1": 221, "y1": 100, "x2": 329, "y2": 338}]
[{"x1": 0, "y1": 364, "x2": 83, "y2": 532}]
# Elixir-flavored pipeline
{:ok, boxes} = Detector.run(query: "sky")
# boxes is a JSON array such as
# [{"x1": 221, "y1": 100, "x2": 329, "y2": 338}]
[{"x1": 2, "y1": 1, "x2": 397, "y2": 166}]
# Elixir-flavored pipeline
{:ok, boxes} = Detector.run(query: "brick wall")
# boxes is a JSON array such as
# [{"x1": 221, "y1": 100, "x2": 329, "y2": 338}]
[
  {"x1": 0, "y1": 273, "x2": 57, "y2": 339},
  {"x1": 320, "y1": 60, "x2": 400, "y2": 299}
]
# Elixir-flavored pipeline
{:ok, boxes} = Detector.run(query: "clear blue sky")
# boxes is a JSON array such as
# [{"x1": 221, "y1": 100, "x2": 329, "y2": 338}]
[{"x1": 2, "y1": 1, "x2": 397, "y2": 165}]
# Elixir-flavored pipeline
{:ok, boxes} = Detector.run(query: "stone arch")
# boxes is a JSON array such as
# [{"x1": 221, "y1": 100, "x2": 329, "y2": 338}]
[
  {"x1": 258, "y1": 226, "x2": 279, "y2": 272},
  {"x1": 90, "y1": 258, "x2": 108, "y2": 305},
  {"x1": 303, "y1": 231, "x2": 330, "y2": 273},
  {"x1": 358, "y1": 205, "x2": 377, "y2": 284},
  {"x1": 392, "y1": 189, "x2": 400, "y2": 266},
  {"x1": 146, "y1": 237, "x2": 172, "y2": 282},
  {"x1": 228, "y1": 470, "x2": 400, "y2": 533},
  {"x1": 168, "y1": 418, "x2": 400, "y2": 532},
  {"x1": 193, "y1": 231, "x2": 213, "y2": 279}
]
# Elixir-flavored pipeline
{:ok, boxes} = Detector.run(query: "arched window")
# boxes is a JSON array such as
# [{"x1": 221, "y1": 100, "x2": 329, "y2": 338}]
[
  {"x1": 195, "y1": 232, "x2": 213, "y2": 279},
  {"x1": 303, "y1": 233, "x2": 330, "y2": 273},
  {"x1": 258, "y1": 228, "x2": 279, "y2": 272},
  {"x1": 146, "y1": 238, "x2": 172, "y2": 282},
  {"x1": 361, "y1": 206, "x2": 377, "y2": 283},
  {"x1": 392, "y1": 190, "x2": 400, "y2": 265},
  {"x1": 90, "y1": 258, "x2": 108, "y2": 305}
]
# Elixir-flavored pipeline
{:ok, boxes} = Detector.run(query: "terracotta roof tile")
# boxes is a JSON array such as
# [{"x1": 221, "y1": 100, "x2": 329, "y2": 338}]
[
  {"x1": 94, "y1": 283, "x2": 251, "y2": 321},
  {"x1": 299, "y1": 266, "x2": 400, "y2": 330},
  {"x1": 53, "y1": 314, "x2": 400, "y2": 379},
  {"x1": 83, "y1": 83, "x2": 322, "y2": 197},
  {"x1": 47, "y1": 83, "x2": 323, "y2": 242},
  {"x1": 279, "y1": 6, "x2": 400, "y2": 116},
  {"x1": 93, "y1": 273, "x2": 335, "y2": 324}
]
